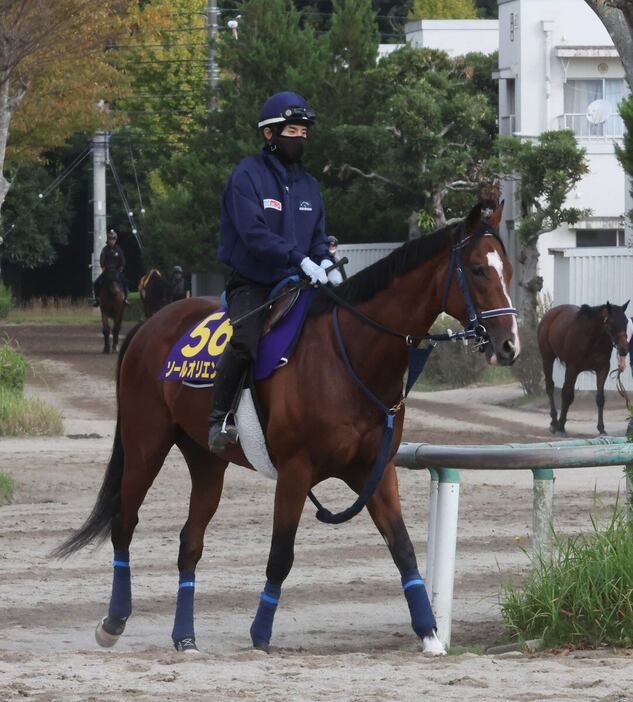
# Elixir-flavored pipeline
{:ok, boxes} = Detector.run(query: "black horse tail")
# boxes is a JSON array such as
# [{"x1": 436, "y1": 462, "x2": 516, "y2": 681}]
[{"x1": 52, "y1": 322, "x2": 144, "y2": 558}]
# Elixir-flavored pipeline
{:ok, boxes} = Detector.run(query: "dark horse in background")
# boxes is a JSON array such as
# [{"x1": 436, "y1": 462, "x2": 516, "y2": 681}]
[
  {"x1": 538, "y1": 301, "x2": 629, "y2": 436},
  {"x1": 138, "y1": 269, "x2": 172, "y2": 318},
  {"x1": 55, "y1": 201, "x2": 519, "y2": 656},
  {"x1": 98, "y1": 264, "x2": 126, "y2": 354}
]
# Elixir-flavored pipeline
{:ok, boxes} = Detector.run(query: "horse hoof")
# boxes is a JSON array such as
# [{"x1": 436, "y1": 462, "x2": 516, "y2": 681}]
[
  {"x1": 422, "y1": 631, "x2": 446, "y2": 656},
  {"x1": 599, "y1": 431, "x2": 608, "y2": 437},
  {"x1": 252, "y1": 641, "x2": 270, "y2": 654},
  {"x1": 549, "y1": 424, "x2": 558, "y2": 435},
  {"x1": 95, "y1": 616, "x2": 125, "y2": 648},
  {"x1": 174, "y1": 637, "x2": 199, "y2": 654}
]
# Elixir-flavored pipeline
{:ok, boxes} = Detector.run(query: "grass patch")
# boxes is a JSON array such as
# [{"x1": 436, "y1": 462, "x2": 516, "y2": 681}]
[
  {"x1": 0, "y1": 472, "x2": 15, "y2": 505},
  {"x1": 4, "y1": 294, "x2": 144, "y2": 324},
  {"x1": 0, "y1": 343, "x2": 27, "y2": 390},
  {"x1": 501, "y1": 508, "x2": 633, "y2": 649},
  {"x1": 0, "y1": 386, "x2": 63, "y2": 436}
]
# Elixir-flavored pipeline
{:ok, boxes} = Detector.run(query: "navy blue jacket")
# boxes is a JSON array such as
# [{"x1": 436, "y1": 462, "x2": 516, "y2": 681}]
[{"x1": 218, "y1": 150, "x2": 330, "y2": 284}]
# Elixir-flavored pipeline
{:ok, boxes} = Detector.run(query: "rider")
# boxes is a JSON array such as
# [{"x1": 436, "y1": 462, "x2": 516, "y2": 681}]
[
  {"x1": 93, "y1": 230, "x2": 128, "y2": 306},
  {"x1": 170, "y1": 265, "x2": 189, "y2": 302},
  {"x1": 208, "y1": 91, "x2": 343, "y2": 453}
]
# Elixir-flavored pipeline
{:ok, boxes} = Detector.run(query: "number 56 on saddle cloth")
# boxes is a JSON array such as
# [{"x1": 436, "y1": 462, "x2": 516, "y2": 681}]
[{"x1": 160, "y1": 288, "x2": 313, "y2": 387}]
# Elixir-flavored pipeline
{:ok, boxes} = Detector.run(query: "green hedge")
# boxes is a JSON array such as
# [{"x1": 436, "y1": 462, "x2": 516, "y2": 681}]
[{"x1": 0, "y1": 344, "x2": 27, "y2": 391}]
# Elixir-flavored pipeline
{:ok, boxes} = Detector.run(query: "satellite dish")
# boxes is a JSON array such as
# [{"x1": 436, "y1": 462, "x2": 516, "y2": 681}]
[{"x1": 586, "y1": 98, "x2": 612, "y2": 125}]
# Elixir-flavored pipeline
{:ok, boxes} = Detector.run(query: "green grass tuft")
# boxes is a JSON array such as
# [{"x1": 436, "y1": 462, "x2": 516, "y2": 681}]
[
  {"x1": 0, "y1": 343, "x2": 28, "y2": 391},
  {"x1": 0, "y1": 472, "x2": 15, "y2": 505},
  {"x1": 0, "y1": 386, "x2": 63, "y2": 437},
  {"x1": 501, "y1": 508, "x2": 633, "y2": 649}
]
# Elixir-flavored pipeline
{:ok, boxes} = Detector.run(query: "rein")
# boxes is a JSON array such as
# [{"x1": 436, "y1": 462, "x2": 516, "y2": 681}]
[{"x1": 308, "y1": 224, "x2": 519, "y2": 525}]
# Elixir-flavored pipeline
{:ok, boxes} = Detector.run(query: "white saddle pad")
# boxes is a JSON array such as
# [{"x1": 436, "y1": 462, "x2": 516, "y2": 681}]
[{"x1": 235, "y1": 389, "x2": 277, "y2": 480}]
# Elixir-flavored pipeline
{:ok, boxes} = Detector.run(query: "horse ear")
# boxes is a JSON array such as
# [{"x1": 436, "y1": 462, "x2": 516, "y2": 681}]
[
  {"x1": 623, "y1": 299, "x2": 630, "y2": 312},
  {"x1": 485, "y1": 200, "x2": 504, "y2": 230},
  {"x1": 464, "y1": 202, "x2": 483, "y2": 234}
]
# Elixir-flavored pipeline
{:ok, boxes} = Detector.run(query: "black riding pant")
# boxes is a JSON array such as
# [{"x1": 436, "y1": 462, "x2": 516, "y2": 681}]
[{"x1": 226, "y1": 271, "x2": 274, "y2": 363}]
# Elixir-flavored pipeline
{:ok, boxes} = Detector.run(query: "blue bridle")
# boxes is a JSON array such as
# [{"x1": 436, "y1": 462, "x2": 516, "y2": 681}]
[{"x1": 440, "y1": 227, "x2": 518, "y2": 348}]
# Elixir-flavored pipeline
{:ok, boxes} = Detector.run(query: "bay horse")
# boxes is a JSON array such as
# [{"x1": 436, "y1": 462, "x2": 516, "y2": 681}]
[
  {"x1": 538, "y1": 301, "x2": 629, "y2": 436},
  {"x1": 55, "y1": 201, "x2": 519, "y2": 656},
  {"x1": 138, "y1": 269, "x2": 172, "y2": 318},
  {"x1": 99, "y1": 265, "x2": 126, "y2": 354}
]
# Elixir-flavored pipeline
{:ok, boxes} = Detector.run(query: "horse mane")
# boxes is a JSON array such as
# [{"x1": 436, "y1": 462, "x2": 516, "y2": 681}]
[
  {"x1": 578, "y1": 304, "x2": 605, "y2": 318},
  {"x1": 309, "y1": 221, "x2": 459, "y2": 316}
]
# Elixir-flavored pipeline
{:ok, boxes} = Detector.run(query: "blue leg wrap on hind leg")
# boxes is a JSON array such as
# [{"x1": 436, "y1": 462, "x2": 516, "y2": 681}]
[
  {"x1": 250, "y1": 581, "x2": 281, "y2": 647},
  {"x1": 402, "y1": 569, "x2": 436, "y2": 639},
  {"x1": 108, "y1": 549, "x2": 132, "y2": 621},
  {"x1": 171, "y1": 571, "x2": 196, "y2": 644}
]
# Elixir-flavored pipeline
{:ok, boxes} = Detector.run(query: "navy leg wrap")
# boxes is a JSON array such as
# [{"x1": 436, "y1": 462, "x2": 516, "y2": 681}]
[
  {"x1": 402, "y1": 568, "x2": 436, "y2": 639},
  {"x1": 108, "y1": 549, "x2": 132, "y2": 621},
  {"x1": 250, "y1": 581, "x2": 281, "y2": 648},
  {"x1": 171, "y1": 570, "x2": 196, "y2": 645}
]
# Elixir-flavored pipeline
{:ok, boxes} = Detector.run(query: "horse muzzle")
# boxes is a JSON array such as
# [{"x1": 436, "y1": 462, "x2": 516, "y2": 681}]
[{"x1": 485, "y1": 334, "x2": 519, "y2": 366}]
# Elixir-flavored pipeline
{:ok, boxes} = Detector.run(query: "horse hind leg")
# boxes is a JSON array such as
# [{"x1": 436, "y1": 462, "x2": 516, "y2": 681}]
[
  {"x1": 347, "y1": 462, "x2": 445, "y2": 656},
  {"x1": 96, "y1": 425, "x2": 174, "y2": 648},
  {"x1": 542, "y1": 354, "x2": 560, "y2": 434},
  {"x1": 171, "y1": 432, "x2": 227, "y2": 653}
]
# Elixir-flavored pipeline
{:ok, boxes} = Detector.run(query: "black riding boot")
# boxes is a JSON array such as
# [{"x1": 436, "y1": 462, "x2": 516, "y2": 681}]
[{"x1": 208, "y1": 345, "x2": 248, "y2": 454}]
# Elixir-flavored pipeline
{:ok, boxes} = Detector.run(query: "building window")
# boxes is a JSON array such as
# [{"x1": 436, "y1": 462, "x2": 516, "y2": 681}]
[
  {"x1": 562, "y1": 79, "x2": 627, "y2": 137},
  {"x1": 576, "y1": 229, "x2": 624, "y2": 247}
]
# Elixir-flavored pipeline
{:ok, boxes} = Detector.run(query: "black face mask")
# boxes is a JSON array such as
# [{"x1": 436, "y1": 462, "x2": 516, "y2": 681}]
[{"x1": 270, "y1": 133, "x2": 306, "y2": 165}]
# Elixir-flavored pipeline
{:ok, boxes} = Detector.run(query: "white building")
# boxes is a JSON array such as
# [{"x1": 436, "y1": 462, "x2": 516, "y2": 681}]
[
  {"x1": 497, "y1": 0, "x2": 630, "y2": 302},
  {"x1": 405, "y1": 19, "x2": 499, "y2": 56}
]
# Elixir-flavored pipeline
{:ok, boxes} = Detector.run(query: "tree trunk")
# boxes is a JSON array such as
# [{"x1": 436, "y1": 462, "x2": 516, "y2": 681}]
[
  {"x1": 407, "y1": 211, "x2": 421, "y2": 240},
  {"x1": 0, "y1": 75, "x2": 12, "y2": 214},
  {"x1": 431, "y1": 187, "x2": 447, "y2": 227},
  {"x1": 585, "y1": 1, "x2": 633, "y2": 87},
  {"x1": 517, "y1": 236, "x2": 543, "y2": 330}
]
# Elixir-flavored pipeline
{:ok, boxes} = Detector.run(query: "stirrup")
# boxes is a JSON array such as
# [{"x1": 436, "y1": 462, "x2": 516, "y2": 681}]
[{"x1": 208, "y1": 413, "x2": 239, "y2": 452}]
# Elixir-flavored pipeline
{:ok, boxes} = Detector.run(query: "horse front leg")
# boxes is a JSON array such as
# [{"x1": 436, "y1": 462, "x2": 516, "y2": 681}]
[
  {"x1": 112, "y1": 313, "x2": 122, "y2": 353},
  {"x1": 101, "y1": 312, "x2": 111, "y2": 354},
  {"x1": 250, "y1": 458, "x2": 312, "y2": 652},
  {"x1": 595, "y1": 365, "x2": 609, "y2": 436},
  {"x1": 349, "y1": 461, "x2": 445, "y2": 656},
  {"x1": 557, "y1": 365, "x2": 578, "y2": 435}
]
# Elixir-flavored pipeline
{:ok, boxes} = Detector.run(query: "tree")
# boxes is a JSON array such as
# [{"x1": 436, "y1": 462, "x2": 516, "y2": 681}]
[
  {"x1": 584, "y1": 1, "x2": 633, "y2": 87},
  {"x1": 409, "y1": 0, "x2": 478, "y2": 19},
  {"x1": 0, "y1": 1, "x2": 128, "y2": 215},
  {"x1": 493, "y1": 131, "x2": 588, "y2": 329}
]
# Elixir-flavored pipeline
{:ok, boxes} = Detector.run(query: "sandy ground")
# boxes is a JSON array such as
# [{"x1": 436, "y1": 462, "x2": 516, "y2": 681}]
[{"x1": 1, "y1": 324, "x2": 633, "y2": 701}]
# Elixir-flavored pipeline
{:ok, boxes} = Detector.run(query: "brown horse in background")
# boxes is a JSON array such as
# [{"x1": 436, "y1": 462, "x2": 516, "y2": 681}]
[
  {"x1": 98, "y1": 265, "x2": 126, "y2": 354},
  {"x1": 138, "y1": 269, "x2": 172, "y2": 318},
  {"x1": 56, "y1": 201, "x2": 519, "y2": 656},
  {"x1": 538, "y1": 301, "x2": 629, "y2": 436}
]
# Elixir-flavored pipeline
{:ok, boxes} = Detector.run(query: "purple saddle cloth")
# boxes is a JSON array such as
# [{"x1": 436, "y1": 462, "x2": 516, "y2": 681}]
[{"x1": 160, "y1": 290, "x2": 312, "y2": 386}]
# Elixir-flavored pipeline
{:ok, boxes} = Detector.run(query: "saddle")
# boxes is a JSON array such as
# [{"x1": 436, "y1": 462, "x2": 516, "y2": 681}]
[{"x1": 161, "y1": 276, "x2": 310, "y2": 386}]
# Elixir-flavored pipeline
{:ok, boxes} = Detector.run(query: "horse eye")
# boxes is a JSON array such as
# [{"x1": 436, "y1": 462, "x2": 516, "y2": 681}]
[{"x1": 470, "y1": 265, "x2": 486, "y2": 277}]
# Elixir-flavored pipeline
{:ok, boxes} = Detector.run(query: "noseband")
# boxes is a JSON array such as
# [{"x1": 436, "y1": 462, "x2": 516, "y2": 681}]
[{"x1": 440, "y1": 226, "x2": 518, "y2": 349}]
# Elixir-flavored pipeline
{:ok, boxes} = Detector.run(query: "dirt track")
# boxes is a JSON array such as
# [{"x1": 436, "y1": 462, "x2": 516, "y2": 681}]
[{"x1": 1, "y1": 323, "x2": 632, "y2": 702}]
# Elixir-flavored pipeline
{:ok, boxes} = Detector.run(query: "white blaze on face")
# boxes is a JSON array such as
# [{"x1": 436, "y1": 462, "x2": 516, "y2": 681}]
[{"x1": 486, "y1": 250, "x2": 521, "y2": 356}]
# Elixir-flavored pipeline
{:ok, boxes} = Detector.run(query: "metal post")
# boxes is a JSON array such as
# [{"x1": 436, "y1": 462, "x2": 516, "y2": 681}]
[
  {"x1": 92, "y1": 132, "x2": 108, "y2": 284},
  {"x1": 531, "y1": 468, "x2": 555, "y2": 562},
  {"x1": 431, "y1": 468, "x2": 460, "y2": 649},
  {"x1": 207, "y1": 0, "x2": 219, "y2": 111},
  {"x1": 426, "y1": 468, "x2": 439, "y2": 595}
]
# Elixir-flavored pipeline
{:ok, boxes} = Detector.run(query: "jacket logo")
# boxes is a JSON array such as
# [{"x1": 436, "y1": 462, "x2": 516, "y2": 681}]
[
  {"x1": 263, "y1": 198, "x2": 282, "y2": 211},
  {"x1": 299, "y1": 201, "x2": 312, "y2": 211}
]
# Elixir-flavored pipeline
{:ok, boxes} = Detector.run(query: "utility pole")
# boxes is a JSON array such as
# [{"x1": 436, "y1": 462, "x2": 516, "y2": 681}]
[
  {"x1": 92, "y1": 131, "x2": 108, "y2": 284},
  {"x1": 207, "y1": 0, "x2": 219, "y2": 111}
]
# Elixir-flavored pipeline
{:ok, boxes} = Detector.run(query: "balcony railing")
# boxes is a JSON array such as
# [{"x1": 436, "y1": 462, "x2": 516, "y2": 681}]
[
  {"x1": 499, "y1": 114, "x2": 516, "y2": 136},
  {"x1": 557, "y1": 113, "x2": 624, "y2": 138}
]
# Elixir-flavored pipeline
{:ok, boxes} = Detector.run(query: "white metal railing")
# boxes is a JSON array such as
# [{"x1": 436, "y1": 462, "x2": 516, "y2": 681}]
[
  {"x1": 557, "y1": 113, "x2": 624, "y2": 138},
  {"x1": 499, "y1": 114, "x2": 516, "y2": 136}
]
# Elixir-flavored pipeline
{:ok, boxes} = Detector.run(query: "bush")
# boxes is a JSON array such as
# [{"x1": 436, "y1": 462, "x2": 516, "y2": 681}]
[
  {"x1": 417, "y1": 315, "x2": 488, "y2": 389},
  {"x1": 0, "y1": 472, "x2": 15, "y2": 505},
  {"x1": 501, "y1": 508, "x2": 633, "y2": 649},
  {"x1": 511, "y1": 323, "x2": 543, "y2": 396},
  {"x1": 0, "y1": 386, "x2": 63, "y2": 436},
  {"x1": 0, "y1": 344, "x2": 27, "y2": 391},
  {"x1": 0, "y1": 284, "x2": 12, "y2": 319}
]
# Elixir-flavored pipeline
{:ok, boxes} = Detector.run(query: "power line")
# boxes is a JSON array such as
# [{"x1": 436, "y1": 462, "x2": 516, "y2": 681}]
[{"x1": 108, "y1": 155, "x2": 143, "y2": 251}]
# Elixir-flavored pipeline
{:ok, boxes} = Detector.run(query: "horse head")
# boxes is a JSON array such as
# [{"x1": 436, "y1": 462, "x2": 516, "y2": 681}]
[
  {"x1": 441, "y1": 200, "x2": 520, "y2": 366},
  {"x1": 603, "y1": 300, "x2": 630, "y2": 358}
]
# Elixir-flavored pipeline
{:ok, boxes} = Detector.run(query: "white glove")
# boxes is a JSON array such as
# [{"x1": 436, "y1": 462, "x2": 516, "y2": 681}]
[
  {"x1": 300, "y1": 257, "x2": 328, "y2": 285},
  {"x1": 320, "y1": 259, "x2": 343, "y2": 286}
]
